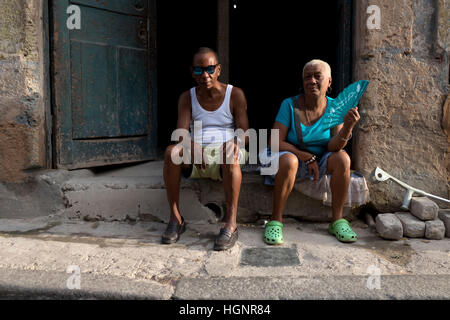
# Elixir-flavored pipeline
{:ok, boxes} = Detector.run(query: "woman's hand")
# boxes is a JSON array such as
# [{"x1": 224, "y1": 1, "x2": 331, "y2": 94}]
[
  {"x1": 343, "y1": 107, "x2": 360, "y2": 130},
  {"x1": 328, "y1": 107, "x2": 360, "y2": 152},
  {"x1": 307, "y1": 161, "x2": 320, "y2": 181},
  {"x1": 297, "y1": 151, "x2": 320, "y2": 182}
]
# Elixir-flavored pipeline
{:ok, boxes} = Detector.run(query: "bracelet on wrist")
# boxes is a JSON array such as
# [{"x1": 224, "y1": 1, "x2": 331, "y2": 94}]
[
  {"x1": 305, "y1": 155, "x2": 317, "y2": 165},
  {"x1": 339, "y1": 131, "x2": 352, "y2": 142}
]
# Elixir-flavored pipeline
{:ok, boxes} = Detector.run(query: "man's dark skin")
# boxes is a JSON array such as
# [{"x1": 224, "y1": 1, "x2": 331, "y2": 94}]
[{"x1": 163, "y1": 50, "x2": 249, "y2": 235}]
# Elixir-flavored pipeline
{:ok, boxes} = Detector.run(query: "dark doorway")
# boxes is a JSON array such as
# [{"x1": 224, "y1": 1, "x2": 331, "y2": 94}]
[
  {"x1": 156, "y1": 0, "x2": 218, "y2": 152},
  {"x1": 229, "y1": 0, "x2": 353, "y2": 153},
  {"x1": 156, "y1": 0, "x2": 353, "y2": 156}
]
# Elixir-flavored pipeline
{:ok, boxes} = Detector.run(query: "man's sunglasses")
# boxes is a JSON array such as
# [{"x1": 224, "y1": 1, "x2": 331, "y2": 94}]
[{"x1": 192, "y1": 64, "x2": 219, "y2": 76}]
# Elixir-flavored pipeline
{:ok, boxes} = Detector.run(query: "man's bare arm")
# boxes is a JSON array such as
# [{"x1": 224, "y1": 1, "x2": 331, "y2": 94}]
[
  {"x1": 176, "y1": 91, "x2": 192, "y2": 131},
  {"x1": 174, "y1": 91, "x2": 207, "y2": 168},
  {"x1": 230, "y1": 87, "x2": 250, "y2": 145}
]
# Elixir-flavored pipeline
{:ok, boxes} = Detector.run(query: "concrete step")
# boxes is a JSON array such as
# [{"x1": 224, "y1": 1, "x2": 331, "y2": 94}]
[
  {"x1": 2, "y1": 268, "x2": 449, "y2": 300},
  {"x1": 174, "y1": 274, "x2": 450, "y2": 300},
  {"x1": 0, "y1": 160, "x2": 360, "y2": 222},
  {"x1": 0, "y1": 268, "x2": 173, "y2": 300},
  {"x1": 59, "y1": 161, "x2": 358, "y2": 223}
]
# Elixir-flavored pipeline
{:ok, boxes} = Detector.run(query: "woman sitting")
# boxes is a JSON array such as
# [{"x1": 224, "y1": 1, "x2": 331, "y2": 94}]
[{"x1": 263, "y1": 59, "x2": 360, "y2": 244}]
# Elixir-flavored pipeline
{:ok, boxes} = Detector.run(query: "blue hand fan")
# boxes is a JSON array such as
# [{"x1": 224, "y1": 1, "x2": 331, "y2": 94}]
[{"x1": 322, "y1": 80, "x2": 369, "y2": 130}]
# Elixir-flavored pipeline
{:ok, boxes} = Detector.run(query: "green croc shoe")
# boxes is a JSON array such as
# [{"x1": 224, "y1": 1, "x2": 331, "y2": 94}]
[
  {"x1": 264, "y1": 221, "x2": 284, "y2": 245},
  {"x1": 328, "y1": 218, "x2": 357, "y2": 243}
]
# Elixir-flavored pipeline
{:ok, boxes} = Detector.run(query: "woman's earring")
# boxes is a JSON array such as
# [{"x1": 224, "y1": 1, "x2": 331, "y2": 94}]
[{"x1": 327, "y1": 86, "x2": 332, "y2": 94}]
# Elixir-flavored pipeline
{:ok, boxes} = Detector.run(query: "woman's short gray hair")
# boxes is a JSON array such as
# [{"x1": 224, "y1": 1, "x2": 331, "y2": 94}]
[{"x1": 302, "y1": 59, "x2": 332, "y2": 78}]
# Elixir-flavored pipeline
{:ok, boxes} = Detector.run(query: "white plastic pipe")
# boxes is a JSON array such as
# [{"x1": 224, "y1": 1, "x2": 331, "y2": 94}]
[{"x1": 374, "y1": 167, "x2": 450, "y2": 210}]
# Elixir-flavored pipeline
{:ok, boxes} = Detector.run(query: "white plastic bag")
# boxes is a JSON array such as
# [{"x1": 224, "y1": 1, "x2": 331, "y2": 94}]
[{"x1": 293, "y1": 171, "x2": 370, "y2": 207}]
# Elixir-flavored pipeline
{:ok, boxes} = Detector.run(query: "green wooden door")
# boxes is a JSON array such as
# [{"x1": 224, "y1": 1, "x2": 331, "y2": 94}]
[{"x1": 51, "y1": 0, "x2": 157, "y2": 169}]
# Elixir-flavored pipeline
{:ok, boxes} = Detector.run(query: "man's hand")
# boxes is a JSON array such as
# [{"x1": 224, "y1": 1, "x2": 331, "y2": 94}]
[
  {"x1": 222, "y1": 139, "x2": 240, "y2": 165},
  {"x1": 191, "y1": 141, "x2": 209, "y2": 170}
]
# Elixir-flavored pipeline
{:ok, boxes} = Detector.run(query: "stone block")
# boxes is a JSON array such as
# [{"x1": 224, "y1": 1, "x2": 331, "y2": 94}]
[
  {"x1": 395, "y1": 212, "x2": 425, "y2": 238},
  {"x1": 425, "y1": 220, "x2": 445, "y2": 240},
  {"x1": 375, "y1": 213, "x2": 403, "y2": 240},
  {"x1": 438, "y1": 209, "x2": 450, "y2": 237},
  {"x1": 410, "y1": 197, "x2": 439, "y2": 221}
]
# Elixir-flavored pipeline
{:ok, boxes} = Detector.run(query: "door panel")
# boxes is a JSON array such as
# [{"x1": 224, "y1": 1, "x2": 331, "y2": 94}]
[
  {"x1": 70, "y1": 6, "x2": 147, "y2": 49},
  {"x1": 118, "y1": 47, "x2": 149, "y2": 137},
  {"x1": 52, "y1": 0, "x2": 156, "y2": 169},
  {"x1": 72, "y1": 0, "x2": 148, "y2": 17},
  {"x1": 71, "y1": 41, "x2": 119, "y2": 139}
]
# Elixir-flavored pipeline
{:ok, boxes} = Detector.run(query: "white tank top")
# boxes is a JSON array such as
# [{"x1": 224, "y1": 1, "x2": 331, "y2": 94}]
[{"x1": 190, "y1": 84, "x2": 236, "y2": 146}]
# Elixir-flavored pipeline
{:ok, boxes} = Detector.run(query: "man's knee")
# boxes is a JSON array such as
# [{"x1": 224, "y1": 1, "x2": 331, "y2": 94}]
[
  {"x1": 221, "y1": 148, "x2": 240, "y2": 166},
  {"x1": 221, "y1": 162, "x2": 241, "y2": 173},
  {"x1": 165, "y1": 144, "x2": 183, "y2": 162}
]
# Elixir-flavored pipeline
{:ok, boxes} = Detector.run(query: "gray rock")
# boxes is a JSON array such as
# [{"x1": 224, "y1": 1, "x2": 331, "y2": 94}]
[
  {"x1": 410, "y1": 197, "x2": 438, "y2": 221},
  {"x1": 375, "y1": 213, "x2": 403, "y2": 240},
  {"x1": 425, "y1": 220, "x2": 445, "y2": 240},
  {"x1": 395, "y1": 212, "x2": 426, "y2": 238},
  {"x1": 438, "y1": 209, "x2": 450, "y2": 238}
]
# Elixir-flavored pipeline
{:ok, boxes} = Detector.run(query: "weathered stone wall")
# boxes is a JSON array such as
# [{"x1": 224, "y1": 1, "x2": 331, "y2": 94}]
[
  {"x1": 353, "y1": 0, "x2": 449, "y2": 211},
  {"x1": 0, "y1": 0, "x2": 47, "y2": 183}
]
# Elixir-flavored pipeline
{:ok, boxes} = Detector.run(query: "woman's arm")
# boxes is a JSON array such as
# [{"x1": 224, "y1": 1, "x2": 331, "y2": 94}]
[
  {"x1": 270, "y1": 121, "x2": 320, "y2": 181},
  {"x1": 328, "y1": 107, "x2": 360, "y2": 152},
  {"x1": 271, "y1": 122, "x2": 315, "y2": 161}
]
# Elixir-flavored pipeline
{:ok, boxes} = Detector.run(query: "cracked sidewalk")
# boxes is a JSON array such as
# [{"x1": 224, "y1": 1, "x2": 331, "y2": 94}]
[{"x1": 0, "y1": 216, "x2": 449, "y2": 299}]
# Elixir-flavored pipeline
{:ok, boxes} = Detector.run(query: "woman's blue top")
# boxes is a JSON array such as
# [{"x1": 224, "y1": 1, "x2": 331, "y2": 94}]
[{"x1": 274, "y1": 95, "x2": 334, "y2": 156}]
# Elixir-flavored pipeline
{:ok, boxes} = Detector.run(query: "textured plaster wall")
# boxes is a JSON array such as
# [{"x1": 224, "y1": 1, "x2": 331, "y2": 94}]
[
  {"x1": 0, "y1": 0, "x2": 46, "y2": 183},
  {"x1": 353, "y1": 0, "x2": 449, "y2": 211}
]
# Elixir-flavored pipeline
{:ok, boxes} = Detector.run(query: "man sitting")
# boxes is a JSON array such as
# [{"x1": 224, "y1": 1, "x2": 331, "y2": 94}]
[{"x1": 162, "y1": 47, "x2": 249, "y2": 251}]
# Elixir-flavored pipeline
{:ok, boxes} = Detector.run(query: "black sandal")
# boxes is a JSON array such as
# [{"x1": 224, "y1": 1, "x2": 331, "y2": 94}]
[
  {"x1": 161, "y1": 217, "x2": 186, "y2": 244},
  {"x1": 213, "y1": 227, "x2": 238, "y2": 251}
]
